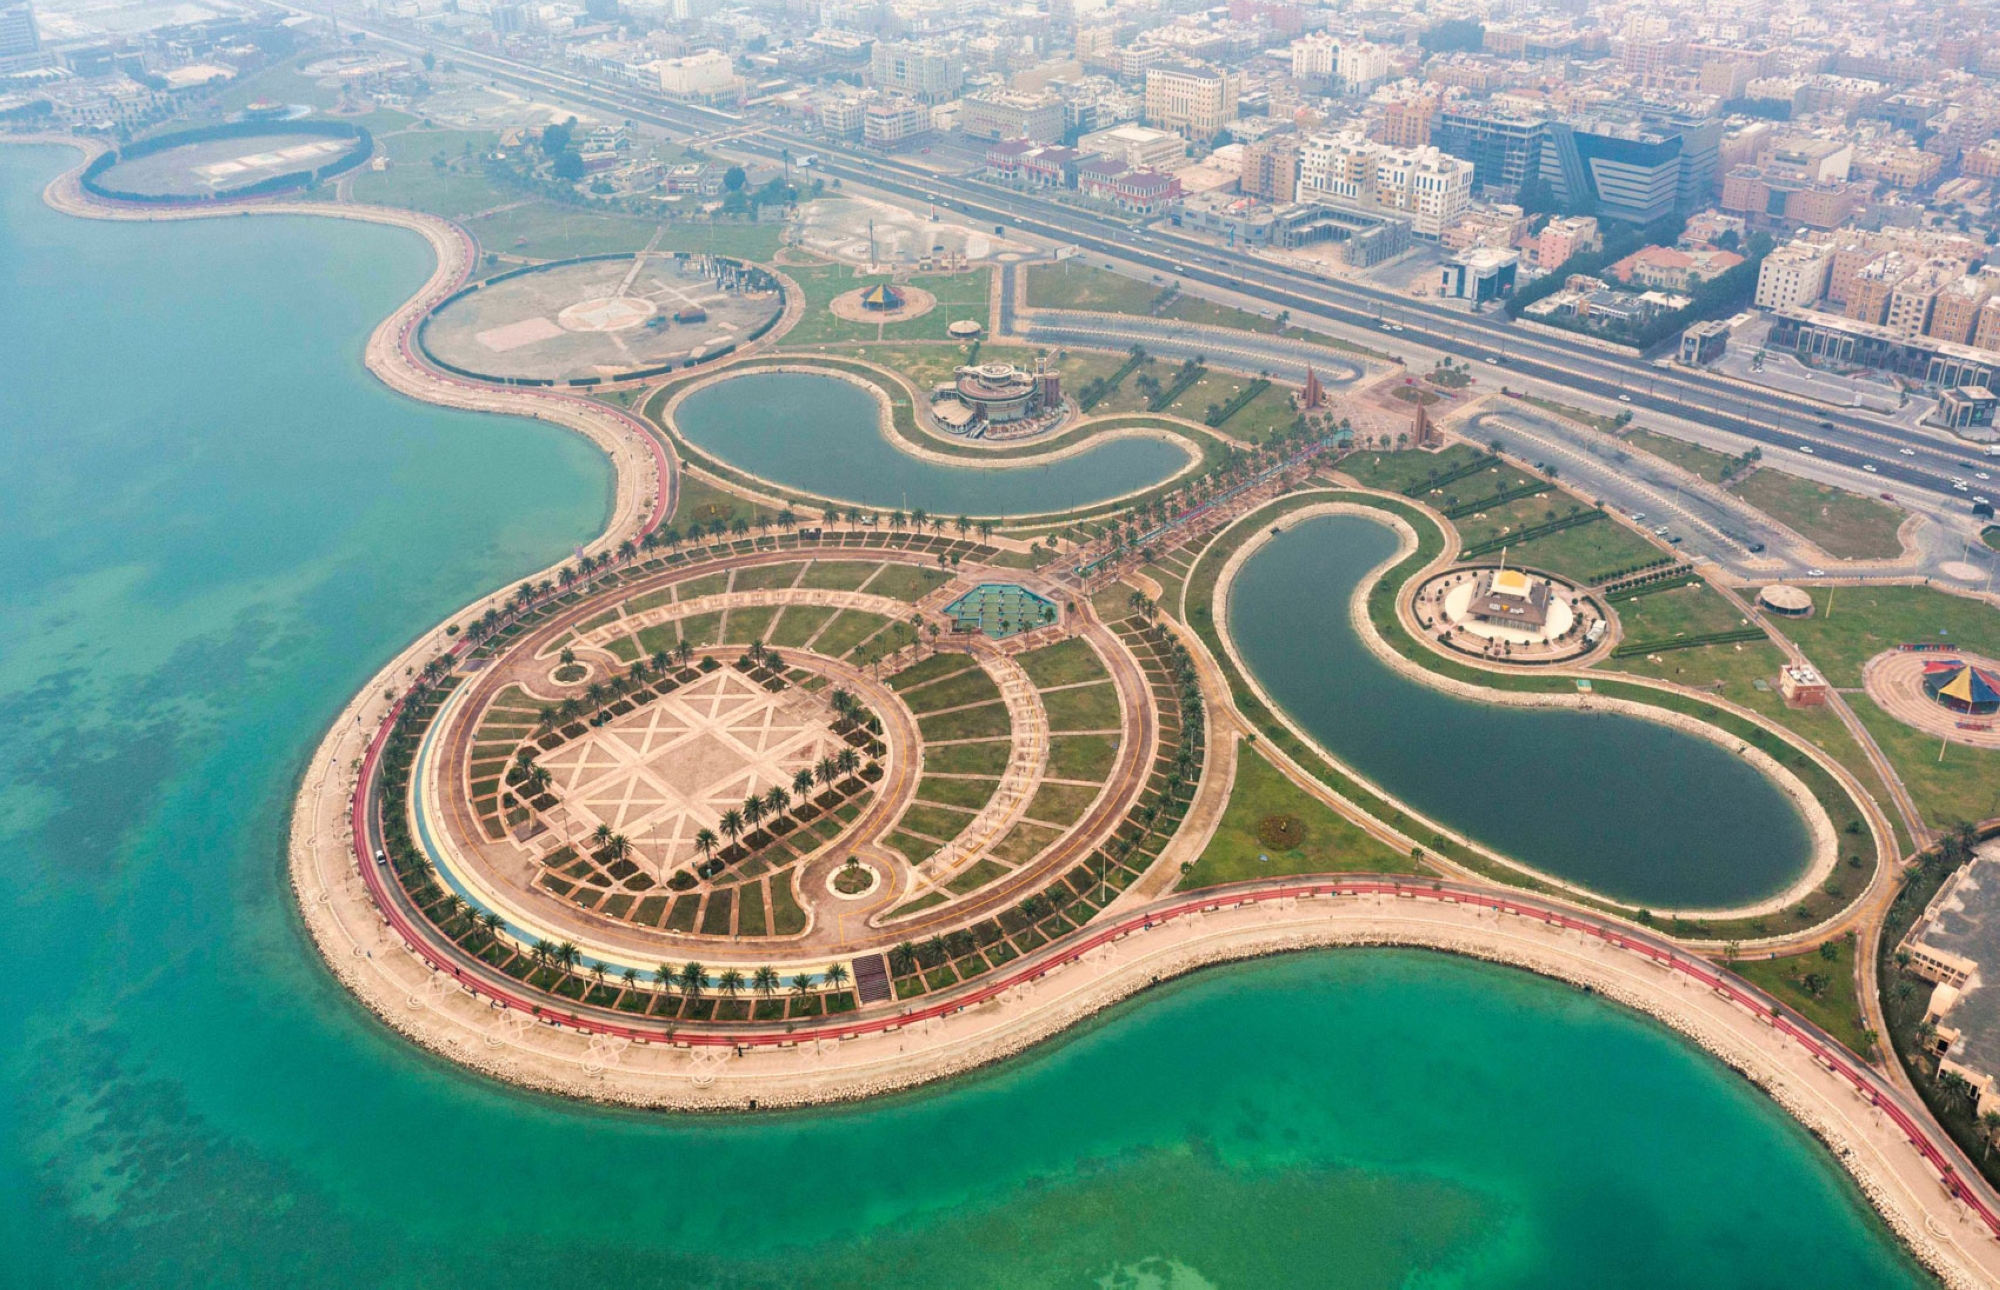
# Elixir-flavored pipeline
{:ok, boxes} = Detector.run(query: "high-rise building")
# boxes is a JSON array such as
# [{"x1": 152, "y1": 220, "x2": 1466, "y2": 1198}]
[
  {"x1": 1431, "y1": 106, "x2": 1547, "y2": 196},
  {"x1": 1143, "y1": 63, "x2": 1238, "y2": 141},
  {"x1": 1297, "y1": 133, "x2": 1471, "y2": 239},
  {"x1": 1754, "y1": 241, "x2": 1833, "y2": 311},
  {"x1": 961, "y1": 89, "x2": 1063, "y2": 143},
  {"x1": 1239, "y1": 135, "x2": 1299, "y2": 202},
  {"x1": 0, "y1": 0, "x2": 39, "y2": 58},
  {"x1": 1540, "y1": 112, "x2": 1722, "y2": 225}
]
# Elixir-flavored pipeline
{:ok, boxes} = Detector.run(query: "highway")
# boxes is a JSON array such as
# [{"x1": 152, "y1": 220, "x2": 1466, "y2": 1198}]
[{"x1": 336, "y1": 12, "x2": 2000, "y2": 520}]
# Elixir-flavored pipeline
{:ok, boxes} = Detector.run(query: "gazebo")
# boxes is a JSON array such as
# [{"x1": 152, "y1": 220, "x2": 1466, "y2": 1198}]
[
  {"x1": 858, "y1": 283, "x2": 906, "y2": 312},
  {"x1": 1923, "y1": 659, "x2": 2000, "y2": 716}
]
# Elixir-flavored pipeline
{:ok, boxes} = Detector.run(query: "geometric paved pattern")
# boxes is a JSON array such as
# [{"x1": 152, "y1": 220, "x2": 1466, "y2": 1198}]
[{"x1": 536, "y1": 669, "x2": 844, "y2": 877}]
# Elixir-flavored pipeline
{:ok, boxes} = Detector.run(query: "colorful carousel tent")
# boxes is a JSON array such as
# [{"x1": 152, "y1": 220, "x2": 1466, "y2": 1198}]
[
  {"x1": 1922, "y1": 659, "x2": 2000, "y2": 716},
  {"x1": 858, "y1": 283, "x2": 906, "y2": 312}
]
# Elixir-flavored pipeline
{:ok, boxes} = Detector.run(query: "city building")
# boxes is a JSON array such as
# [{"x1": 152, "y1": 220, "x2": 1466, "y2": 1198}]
[
  {"x1": 1536, "y1": 215, "x2": 1599, "y2": 268},
  {"x1": 1767, "y1": 307, "x2": 2000, "y2": 390},
  {"x1": 1143, "y1": 64, "x2": 1239, "y2": 142},
  {"x1": 1238, "y1": 135, "x2": 1299, "y2": 203},
  {"x1": 1440, "y1": 247, "x2": 1519, "y2": 302},
  {"x1": 1297, "y1": 134, "x2": 1472, "y2": 240},
  {"x1": 1076, "y1": 123, "x2": 1187, "y2": 171},
  {"x1": 1778, "y1": 663, "x2": 1830, "y2": 707},
  {"x1": 1929, "y1": 275, "x2": 1997, "y2": 347},
  {"x1": 1608, "y1": 244, "x2": 1743, "y2": 291},
  {"x1": 0, "y1": 0, "x2": 38, "y2": 59},
  {"x1": 863, "y1": 98, "x2": 931, "y2": 149},
  {"x1": 1076, "y1": 157, "x2": 1182, "y2": 214},
  {"x1": 1937, "y1": 385, "x2": 1999, "y2": 432},
  {"x1": 930, "y1": 361, "x2": 1063, "y2": 433},
  {"x1": 1469, "y1": 565, "x2": 1549, "y2": 629},
  {"x1": 870, "y1": 42, "x2": 962, "y2": 105},
  {"x1": 961, "y1": 89, "x2": 1063, "y2": 143},
  {"x1": 1679, "y1": 318, "x2": 1730, "y2": 365},
  {"x1": 657, "y1": 50, "x2": 742, "y2": 101},
  {"x1": 1755, "y1": 241, "x2": 1834, "y2": 311}
]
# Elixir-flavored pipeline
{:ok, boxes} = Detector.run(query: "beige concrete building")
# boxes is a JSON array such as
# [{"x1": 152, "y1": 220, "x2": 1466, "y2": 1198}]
[
  {"x1": 1929, "y1": 273, "x2": 1998, "y2": 347},
  {"x1": 1845, "y1": 254, "x2": 1916, "y2": 327},
  {"x1": 1755, "y1": 240, "x2": 1833, "y2": 311},
  {"x1": 961, "y1": 89, "x2": 1063, "y2": 142},
  {"x1": 1143, "y1": 63, "x2": 1239, "y2": 142},
  {"x1": 1077, "y1": 123, "x2": 1188, "y2": 171},
  {"x1": 1238, "y1": 135, "x2": 1299, "y2": 202},
  {"x1": 1537, "y1": 215, "x2": 1600, "y2": 269},
  {"x1": 1297, "y1": 133, "x2": 1472, "y2": 240}
]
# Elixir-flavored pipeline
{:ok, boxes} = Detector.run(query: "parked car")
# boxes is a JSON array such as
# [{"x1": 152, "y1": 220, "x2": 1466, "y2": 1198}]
[{"x1": 1862, "y1": 463, "x2": 1878, "y2": 473}]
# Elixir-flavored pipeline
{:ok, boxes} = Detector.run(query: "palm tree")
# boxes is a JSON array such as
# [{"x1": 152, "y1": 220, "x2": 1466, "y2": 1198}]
[
  {"x1": 650, "y1": 649, "x2": 672, "y2": 674},
  {"x1": 922, "y1": 934, "x2": 948, "y2": 967},
  {"x1": 481, "y1": 909, "x2": 504, "y2": 940},
  {"x1": 609, "y1": 834, "x2": 631, "y2": 861},
  {"x1": 532, "y1": 938, "x2": 553, "y2": 971},
  {"x1": 765, "y1": 784, "x2": 790, "y2": 820},
  {"x1": 742, "y1": 795, "x2": 766, "y2": 836},
  {"x1": 717, "y1": 968, "x2": 744, "y2": 998},
  {"x1": 527, "y1": 765, "x2": 553, "y2": 796},
  {"x1": 792, "y1": 767, "x2": 816, "y2": 802},
  {"x1": 536, "y1": 705, "x2": 558, "y2": 732},
  {"x1": 823, "y1": 962, "x2": 849, "y2": 994},
  {"x1": 675, "y1": 639, "x2": 695, "y2": 670},
  {"x1": 891, "y1": 941, "x2": 918, "y2": 975},
  {"x1": 694, "y1": 827, "x2": 718, "y2": 864},
  {"x1": 719, "y1": 809, "x2": 745, "y2": 853},
  {"x1": 592, "y1": 822, "x2": 613, "y2": 851},
  {"x1": 814, "y1": 756, "x2": 838, "y2": 794},
  {"x1": 753, "y1": 965, "x2": 780, "y2": 997},
  {"x1": 656, "y1": 962, "x2": 678, "y2": 994},
  {"x1": 790, "y1": 972, "x2": 815, "y2": 997},
  {"x1": 836, "y1": 747, "x2": 861, "y2": 780},
  {"x1": 678, "y1": 962, "x2": 706, "y2": 999}
]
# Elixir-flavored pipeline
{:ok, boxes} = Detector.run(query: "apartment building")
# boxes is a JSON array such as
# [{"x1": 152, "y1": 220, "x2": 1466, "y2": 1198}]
[
  {"x1": 1537, "y1": 215, "x2": 1599, "y2": 268},
  {"x1": 870, "y1": 42, "x2": 962, "y2": 104},
  {"x1": 1379, "y1": 95, "x2": 1436, "y2": 148},
  {"x1": 657, "y1": 50, "x2": 741, "y2": 99},
  {"x1": 1143, "y1": 63, "x2": 1239, "y2": 142},
  {"x1": 1845, "y1": 254, "x2": 1916, "y2": 327},
  {"x1": 1239, "y1": 135, "x2": 1299, "y2": 202},
  {"x1": 1077, "y1": 123, "x2": 1188, "y2": 171},
  {"x1": 863, "y1": 97, "x2": 931, "y2": 148},
  {"x1": 1929, "y1": 274, "x2": 1997, "y2": 347},
  {"x1": 1298, "y1": 133, "x2": 1472, "y2": 240},
  {"x1": 961, "y1": 89, "x2": 1063, "y2": 143},
  {"x1": 1754, "y1": 241, "x2": 1833, "y2": 311}
]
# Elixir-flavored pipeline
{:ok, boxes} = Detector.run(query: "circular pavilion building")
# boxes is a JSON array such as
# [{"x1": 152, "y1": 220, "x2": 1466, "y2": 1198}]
[
  {"x1": 1923, "y1": 659, "x2": 2000, "y2": 716},
  {"x1": 1757, "y1": 584, "x2": 1815, "y2": 618}
]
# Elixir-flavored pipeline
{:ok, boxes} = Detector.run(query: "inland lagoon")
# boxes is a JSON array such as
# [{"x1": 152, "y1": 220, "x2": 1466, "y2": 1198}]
[
  {"x1": 0, "y1": 145, "x2": 1928, "y2": 1288},
  {"x1": 672, "y1": 368, "x2": 1193, "y2": 515},
  {"x1": 1225, "y1": 512, "x2": 1816, "y2": 909}
]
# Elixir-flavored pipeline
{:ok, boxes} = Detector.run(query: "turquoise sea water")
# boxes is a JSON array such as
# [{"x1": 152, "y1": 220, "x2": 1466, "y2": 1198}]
[
  {"x1": 0, "y1": 145, "x2": 1931, "y2": 1288},
  {"x1": 1227, "y1": 513, "x2": 1815, "y2": 908},
  {"x1": 673, "y1": 368, "x2": 1191, "y2": 514}
]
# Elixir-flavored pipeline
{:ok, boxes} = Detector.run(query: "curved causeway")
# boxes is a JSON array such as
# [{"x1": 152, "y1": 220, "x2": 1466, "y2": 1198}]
[{"x1": 1225, "y1": 510, "x2": 1816, "y2": 910}]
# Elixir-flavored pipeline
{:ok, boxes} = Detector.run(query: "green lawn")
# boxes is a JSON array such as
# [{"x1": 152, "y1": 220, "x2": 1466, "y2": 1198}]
[
  {"x1": 1046, "y1": 734, "x2": 1115, "y2": 781},
  {"x1": 672, "y1": 474, "x2": 767, "y2": 531},
  {"x1": 1339, "y1": 444, "x2": 1490, "y2": 495},
  {"x1": 721, "y1": 605, "x2": 777, "y2": 644},
  {"x1": 916, "y1": 775, "x2": 1001, "y2": 810},
  {"x1": 768, "y1": 604, "x2": 835, "y2": 648},
  {"x1": 1612, "y1": 582, "x2": 1760, "y2": 644},
  {"x1": 900, "y1": 666, "x2": 1003, "y2": 714},
  {"x1": 467, "y1": 204, "x2": 781, "y2": 265},
  {"x1": 1024, "y1": 780, "x2": 1100, "y2": 827},
  {"x1": 862, "y1": 563, "x2": 952, "y2": 602},
  {"x1": 774, "y1": 260, "x2": 993, "y2": 346},
  {"x1": 1518, "y1": 395, "x2": 1625, "y2": 433},
  {"x1": 1015, "y1": 638, "x2": 1109, "y2": 688},
  {"x1": 799, "y1": 560, "x2": 884, "y2": 591},
  {"x1": 1728, "y1": 469, "x2": 1907, "y2": 560},
  {"x1": 810, "y1": 609, "x2": 896, "y2": 659},
  {"x1": 888, "y1": 653, "x2": 973, "y2": 691},
  {"x1": 1624, "y1": 428, "x2": 1741, "y2": 484},
  {"x1": 731, "y1": 561, "x2": 807, "y2": 591},
  {"x1": 924, "y1": 740, "x2": 1013, "y2": 775},
  {"x1": 919, "y1": 702, "x2": 1013, "y2": 742},
  {"x1": 1024, "y1": 261, "x2": 1158, "y2": 313},
  {"x1": 1781, "y1": 586, "x2": 2000, "y2": 685},
  {"x1": 1178, "y1": 743, "x2": 1408, "y2": 889},
  {"x1": 1851, "y1": 701, "x2": 2000, "y2": 827},
  {"x1": 1504, "y1": 514, "x2": 1663, "y2": 585},
  {"x1": 1730, "y1": 939, "x2": 1872, "y2": 1057},
  {"x1": 1040, "y1": 682, "x2": 1122, "y2": 731}
]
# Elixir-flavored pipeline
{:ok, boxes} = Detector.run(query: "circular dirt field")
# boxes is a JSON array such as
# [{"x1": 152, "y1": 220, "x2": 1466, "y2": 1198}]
[
  {"x1": 1862, "y1": 649, "x2": 2000, "y2": 748},
  {"x1": 828, "y1": 285, "x2": 936, "y2": 325},
  {"x1": 421, "y1": 254, "x2": 783, "y2": 383},
  {"x1": 91, "y1": 130, "x2": 366, "y2": 200}
]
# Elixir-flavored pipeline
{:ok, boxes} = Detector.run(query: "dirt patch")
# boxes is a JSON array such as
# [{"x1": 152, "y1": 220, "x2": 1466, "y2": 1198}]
[{"x1": 1256, "y1": 813, "x2": 1306, "y2": 850}]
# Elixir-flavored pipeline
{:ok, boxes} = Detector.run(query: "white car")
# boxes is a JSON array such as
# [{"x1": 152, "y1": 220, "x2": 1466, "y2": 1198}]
[
  {"x1": 1797, "y1": 445, "x2": 1814, "y2": 454},
  {"x1": 1618, "y1": 394, "x2": 1633, "y2": 403},
  {"x1": 1900, "y1": 447, "x2": 1917, "y2": 456},
  {"x1": 1953, "y1": 479, "x2": 1970, "y2": 491},
  {"x1": 1484, "y1": 356, "x2": 1500, "y2": 364},
  {"x1": 1808, "y1": 568, "x2": 1827, "y2": 577},
  {"x1": 1862, "y1": 463, "x2": 1878, "y2": 473},
  {"x1": 1654, "y1": 525, "x2": 1671, "y2": 536},
  {"x1": 1978, "y1": 471, "x2": 1992, "y2": 480}
]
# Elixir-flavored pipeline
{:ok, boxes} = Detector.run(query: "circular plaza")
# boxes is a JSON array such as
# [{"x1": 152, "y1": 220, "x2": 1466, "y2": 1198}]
[
  {"x1": 85, "y1": 124, "x2": 372, "y2": 202},
  {"x1": 419, "y1": 254, "x2": 784, "y2": 384},
  {"x1": 1410, "y1": 563, "x2": 1607, "y2": 664},
  {"x1": 1863, "y1": 648, "x2": 2000, "y2": 748},
  {"x1": 375, "y1": 531, "x2": 1194, "y2": 1026}
]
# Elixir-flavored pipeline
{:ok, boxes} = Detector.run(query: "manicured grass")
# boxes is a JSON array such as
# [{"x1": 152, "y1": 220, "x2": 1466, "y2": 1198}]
[
  {"x1": 467, "y1": 204, "x2": 781, "y2": 265},
  {"x1": 1015, "y1": 638, "x2": 1109, "y2": 688},
  {"x1": 799, "y1": 560, "x2": 885, "y2": 591},
  {"x1": 775, "y1": 260, "x2": 993, "y2": 346},
  {"x1": 886, "y1": 831, "x2": 944, "y2": 865},
  {"x1": 919, "y1": 701, "x2": 1013, "y2": 742},
  {"x1": 677, "y1": 571, "x2": 730, "y2": 600},
  {"x1": 1024, "y1": 261, "x2": 1158, "y2": 313},
  {"x1": 1851, "y1": 701, "x2": 2000, "y2": 827},
  {"x1": 1728, "y1": 469, "x2": 1906, "y2": 560},
  {"x1": 1781, "y1": 586, "x2": 2000, "y2": 686},
  {"x1": 1625, "y1": 428, "x2": 1740, "y2": 484},
  {"x1": 673, "y1": 474, "x2": 766, "y2": 530},
  {"x1": 862, "y1": 563, "x2": 952, "y2": 602},
  {"x1": 1339, "y1": 444, "x2": 1489, "y2": 495},
  {"x1": 946, "y1": 859, "x2": 1012, "y2": 895},
  {"x1": 731, "y1": 561, "x2": 807, "y2": 591},
  {"x1": 889, "y1": 653, "x2": 974, "y2": 692},
  {"x1": 678, "y1": 612, "x2": 722, "y2": 648},
  {"x1": 736, "y1": 882, "x2": 767, "y2": 936},
  {"x1": 924, "y1": 740, "x2": 1013, "y2": 775},
  {"x1": 769, "y1": 604, "x2": 836, "y2": 648},
  {"x1": 721, "y1": 605, "x2": 777, "y2": 644},
  {"x1": 637, "y1": 623, "x2": 676, "y2": 658},
  {"x1": 916, "y1": 775, "x2": 1001, "y2": 810},
  {"x1": 1040, "y1": 682, "x2": 1122, "y2": 731},
  {"x1": 1730, "y1": 939, "x2": 1871, "y2": 1056},
  {"x1": 769, "y1": 869, "x2": 807, "y2": 934},
  {"x1": 1506, "y1": 514, "x2": 1662, "y2": 585},
  {"x1": 1518, "y1": 394, "x2": 1624, "y2": 433},
  {"x1": 898, "y1": 803, "x2": 977, "y2": 841},
  {"x1": 1046, "y1": 735, "x2": 1115, "y2": 781},
  {"x1": 900, "y1": 666, "x2": 1003, "y2": 713},
  {"x1": 1612, "y1": 582, "x2": 1759, "y2": 643},
  {"x1": 1179, "y1": 744, "x2": 1409, "y2": 889},
  {"x1": 1024, "y1": 780, "x2": 1099, "y2": 827},
  {"x1": 991, "y1": 820, "x2": 1061, "y2": 864},
  {"x1": 811, "y1": 609, "x2": 897, "y2": 659},
  {"x1": 700, "y1": 888, "x2": 734, "y2": 935}
]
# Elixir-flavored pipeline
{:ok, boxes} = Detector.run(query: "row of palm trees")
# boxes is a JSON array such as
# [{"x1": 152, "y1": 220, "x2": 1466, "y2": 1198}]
[
  {"x1": 695, "y1": 748, "x2": 868, "y2": 866},
  {"x1": 524, "y1": 941, "x2": 855, "y2": 1002},
  {"x1": 537, "y1": 640, "x2": 705, "y2": 732}
]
